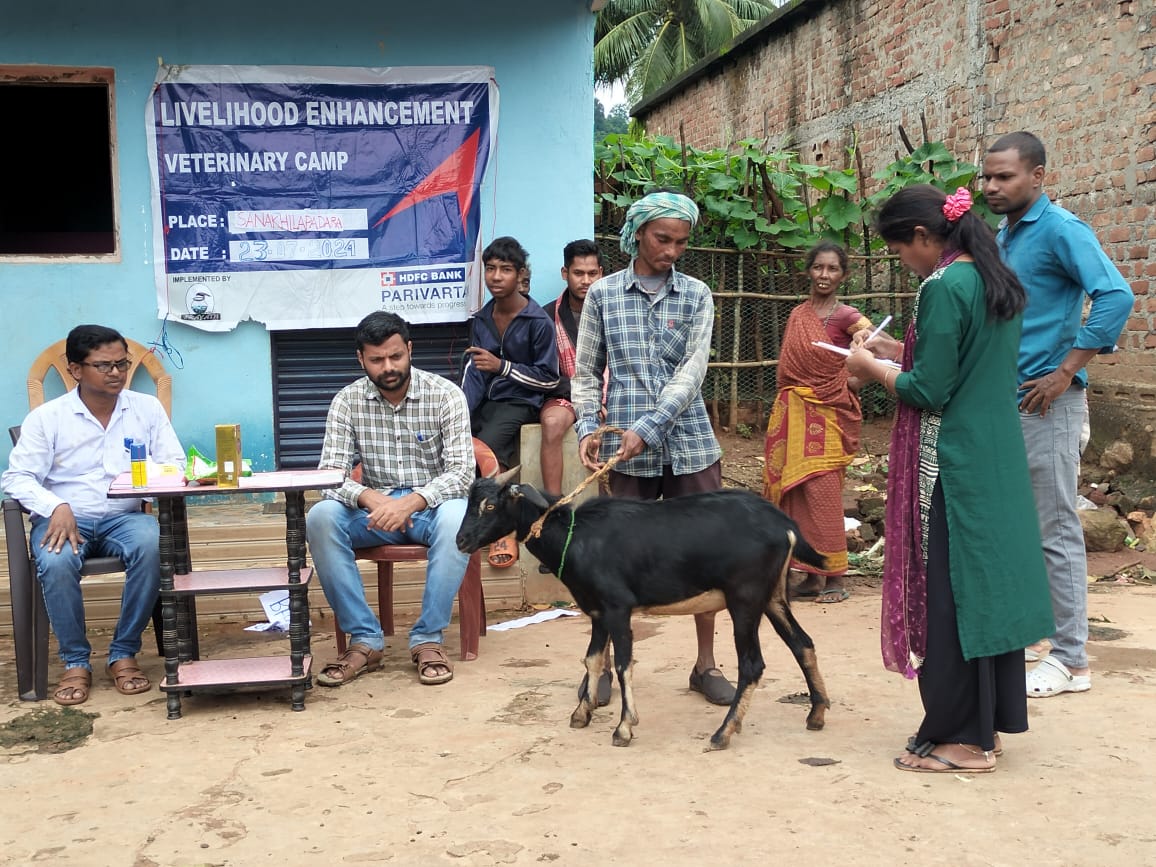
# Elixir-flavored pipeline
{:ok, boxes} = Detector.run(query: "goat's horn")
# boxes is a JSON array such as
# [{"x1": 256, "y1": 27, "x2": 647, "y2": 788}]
[{"x1": 494, "y1": 465, "x2": 521, "y2": 486}]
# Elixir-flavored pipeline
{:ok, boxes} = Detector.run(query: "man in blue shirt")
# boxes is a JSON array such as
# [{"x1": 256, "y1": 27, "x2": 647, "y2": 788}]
[{"x1": 983, "y1": 132, "x2": 1133, "y2": 699}]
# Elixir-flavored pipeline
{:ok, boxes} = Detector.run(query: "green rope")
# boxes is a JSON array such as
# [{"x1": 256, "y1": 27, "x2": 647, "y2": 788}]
[{"x1": 556, "y1": 509, "x2": 576, "y2": 582}]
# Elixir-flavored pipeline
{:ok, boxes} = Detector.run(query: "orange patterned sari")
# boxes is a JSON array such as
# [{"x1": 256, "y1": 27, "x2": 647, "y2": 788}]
[{"x1": 763, "y1": 303, "x2": 863, "y2": 575}]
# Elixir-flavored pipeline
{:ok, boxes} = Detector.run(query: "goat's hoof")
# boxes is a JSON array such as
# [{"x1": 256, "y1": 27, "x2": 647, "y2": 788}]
[
  {"x1": 612, "y1": 728, "x2": 633, "y2": 747},
  {"x1": 707, "y1": 732, "x2": 731, "y2": 751},
  {"x1": 570, "y1": 705, "x2": 593, "y2": 729}
]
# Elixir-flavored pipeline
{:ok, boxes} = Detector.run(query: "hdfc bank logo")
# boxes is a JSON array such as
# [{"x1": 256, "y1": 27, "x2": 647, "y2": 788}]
[{"x1": 380, "y1": 271, "x2": 397, "y2": 287}]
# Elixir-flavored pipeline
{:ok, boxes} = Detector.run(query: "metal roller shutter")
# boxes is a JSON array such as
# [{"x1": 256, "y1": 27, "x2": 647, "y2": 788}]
[{"x1": 271, "y1": 322, "x2": 471, "y2": 468}]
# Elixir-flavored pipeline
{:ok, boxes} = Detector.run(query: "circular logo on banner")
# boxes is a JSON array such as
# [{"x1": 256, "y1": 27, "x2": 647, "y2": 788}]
[{"x1": 186, "y1": 286, "x2": 214, "y2": 316}]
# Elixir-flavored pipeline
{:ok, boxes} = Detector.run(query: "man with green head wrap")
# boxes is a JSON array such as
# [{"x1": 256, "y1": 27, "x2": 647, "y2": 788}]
[{"x1": 571, "y1": 190, "x2": 735, "y2": 707}]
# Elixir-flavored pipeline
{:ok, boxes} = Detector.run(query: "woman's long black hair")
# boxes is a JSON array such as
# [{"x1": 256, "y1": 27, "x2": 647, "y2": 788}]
[{"x1": 874, "y1": 185, "x2": 1025, "y2": 321}]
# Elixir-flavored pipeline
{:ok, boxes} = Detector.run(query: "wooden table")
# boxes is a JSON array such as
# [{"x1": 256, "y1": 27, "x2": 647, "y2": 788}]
[{"x1": 108, "y1": 469, "x2": 342, "y2": 719}]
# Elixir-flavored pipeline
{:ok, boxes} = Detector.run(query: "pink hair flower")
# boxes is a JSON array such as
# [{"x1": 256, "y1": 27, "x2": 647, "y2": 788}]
[{"x1": 943, "y1": 187, "x2": 973, "y2": 222}]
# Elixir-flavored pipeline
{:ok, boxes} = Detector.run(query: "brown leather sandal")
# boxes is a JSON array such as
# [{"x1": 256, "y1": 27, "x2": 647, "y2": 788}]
[
  {"x1": 410, "y1": 642, "x2": 453, "y2": 685},
  {"x1": 316, "y1": 643, "x2": 384, "y2": 687},
  {"x1": 108, "y1": 658, "x2": 151, "y2": 695},
  {"x1": 54, "y1": 668, "x2": 92, "y2": 706}
]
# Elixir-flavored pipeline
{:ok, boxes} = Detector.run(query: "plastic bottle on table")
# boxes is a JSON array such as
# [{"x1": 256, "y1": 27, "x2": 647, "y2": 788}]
[{"x1": 130, "y1": 440, "x2": 148, "y2": 489}]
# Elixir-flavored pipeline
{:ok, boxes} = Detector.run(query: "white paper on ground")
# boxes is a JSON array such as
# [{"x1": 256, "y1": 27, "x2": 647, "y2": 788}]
[
  {"x1": 243, "y1": 589, "x2": 293, "y2": 632},
  {"x1": 488, "y1": 608, "x2": 581, "y2": 632}
]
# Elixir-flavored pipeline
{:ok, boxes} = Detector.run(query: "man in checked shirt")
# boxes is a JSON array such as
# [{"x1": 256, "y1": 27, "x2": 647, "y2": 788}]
[
  {"x1": 307, "y1": 312, "x2": 473, "y2": 687},
  {"x1": 572, "y1": 191, "x2": 736, "y2": 707}
]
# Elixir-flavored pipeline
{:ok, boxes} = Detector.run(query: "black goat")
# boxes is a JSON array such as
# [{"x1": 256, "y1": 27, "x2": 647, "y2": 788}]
[{"x1": 456, "y1": 470, "x2": 830, "y2": 750}]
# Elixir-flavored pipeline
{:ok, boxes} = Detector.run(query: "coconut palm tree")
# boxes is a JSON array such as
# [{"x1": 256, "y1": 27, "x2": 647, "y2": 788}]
[{"x1": 595, "y1": 0, "x2": 780, "y2": 101}]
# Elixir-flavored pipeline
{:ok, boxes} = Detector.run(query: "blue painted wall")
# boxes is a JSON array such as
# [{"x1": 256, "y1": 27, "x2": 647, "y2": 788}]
[{"x1": 0, "y1": 0, "x2": 595, "y2": 473}]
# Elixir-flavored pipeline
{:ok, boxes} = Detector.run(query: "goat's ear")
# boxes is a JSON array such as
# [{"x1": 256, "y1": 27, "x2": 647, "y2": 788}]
[
  {"x1": 519, "y1": 484, "x2": 551, "y2": 511},
  {"x1": 494, "y1": 465, "x2": 521, "y2": 487}
]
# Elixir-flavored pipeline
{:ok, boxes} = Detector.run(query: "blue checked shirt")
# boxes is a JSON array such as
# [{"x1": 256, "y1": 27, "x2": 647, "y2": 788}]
[
  {"x1": 318, "y1": 366, "x2": 473, "y2": 510},
  {"x1": 573, "y1": 261, "x2": 722, "y2": 477}
]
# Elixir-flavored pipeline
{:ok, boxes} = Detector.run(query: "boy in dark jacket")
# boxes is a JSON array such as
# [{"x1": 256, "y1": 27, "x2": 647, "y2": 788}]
[
  {"x1": 464, "y1": 235, "x2": 559, "y2": 466},
  {"x1": 463, "y1": 236, "x2": 559, "y2": 565}
]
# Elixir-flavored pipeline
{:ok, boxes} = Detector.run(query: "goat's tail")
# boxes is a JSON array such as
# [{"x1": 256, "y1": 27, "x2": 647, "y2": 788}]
[{"x1": 789, "y1": 532, "x2": 828, "y2": 572}]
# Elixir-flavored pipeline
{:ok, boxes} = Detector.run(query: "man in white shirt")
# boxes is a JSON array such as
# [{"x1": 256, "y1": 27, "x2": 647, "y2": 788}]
[{"x1": 2, "y1": 325, "x2": 184, "y2": 706}]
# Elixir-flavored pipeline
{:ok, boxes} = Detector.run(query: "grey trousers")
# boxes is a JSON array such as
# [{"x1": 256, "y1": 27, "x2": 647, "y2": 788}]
[{"x1": 1020, "y1": 385, "x2": 1089, "y2": 669}]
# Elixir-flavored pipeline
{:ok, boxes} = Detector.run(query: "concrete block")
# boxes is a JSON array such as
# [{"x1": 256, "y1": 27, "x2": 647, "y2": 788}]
[
  {"x1": 514, "y1": 423, "x2": 596, "y2": 605},
  {"x1": 517, "y1": 423, "x2": 594, "y2": 500}
]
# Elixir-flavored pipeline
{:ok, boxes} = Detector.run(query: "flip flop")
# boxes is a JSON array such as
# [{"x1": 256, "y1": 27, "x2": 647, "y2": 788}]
[
  {"x1": 907, "y1": 735, "x2": 1003, "y2": 757},
  {"x1": 815, "y1": 587, "x2": 850, "y2": 604},
  {"x1": 488, "y1": 534, "x2": 519, "y2": 568},
  {"x1": 893, "y1": 753, "x2": 995, "y2": 774}
]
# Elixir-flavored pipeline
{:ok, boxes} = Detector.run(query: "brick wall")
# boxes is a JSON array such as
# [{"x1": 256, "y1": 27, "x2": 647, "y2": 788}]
[{"x1": 636, "y1": 0, "x2": 1156, "y2": 383}]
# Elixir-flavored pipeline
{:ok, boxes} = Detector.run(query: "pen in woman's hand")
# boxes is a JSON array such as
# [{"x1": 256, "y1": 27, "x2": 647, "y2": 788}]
[{"x1": 864, "y1": 314, "x2": 893, "y2": 347}]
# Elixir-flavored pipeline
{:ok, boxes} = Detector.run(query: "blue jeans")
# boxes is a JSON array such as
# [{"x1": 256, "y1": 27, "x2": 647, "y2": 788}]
[
  {"x1": 306, "y1": 492, "x2": 469, "y2": 652},
  {"x1": 29, "y1": 511, "x2": 160, "y2": 670},
  {"x1": 1020, "y1": 385, "x2": 1088, "y2": 669}
]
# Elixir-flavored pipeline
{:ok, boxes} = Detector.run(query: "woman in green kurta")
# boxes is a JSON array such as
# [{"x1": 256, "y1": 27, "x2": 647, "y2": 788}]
[{"x1": 848, "y1": 186, "x2": 1053, "y2": 774}]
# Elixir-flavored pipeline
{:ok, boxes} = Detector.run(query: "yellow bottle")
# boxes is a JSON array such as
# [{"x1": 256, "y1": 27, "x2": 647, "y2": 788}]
[{"x1": 130, "y1": 441, "x2": 148, "y2": 489}]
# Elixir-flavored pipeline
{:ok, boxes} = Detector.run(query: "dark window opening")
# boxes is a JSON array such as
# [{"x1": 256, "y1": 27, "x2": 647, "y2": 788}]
[{"x1": 0, "y1": 69, "x2": 117, "y2": 256}]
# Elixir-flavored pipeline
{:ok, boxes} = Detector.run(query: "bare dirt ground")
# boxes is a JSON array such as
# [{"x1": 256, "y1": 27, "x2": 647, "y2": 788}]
[
  {"x1": 2, "y1": 577, "x2": 1156, "y2": 866},
  {"x1": 4, "y1": 417, "x2": 1156, "y2": 866}
]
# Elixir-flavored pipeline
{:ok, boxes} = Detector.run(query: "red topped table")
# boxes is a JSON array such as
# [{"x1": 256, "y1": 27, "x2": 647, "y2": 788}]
[{"x1": 108, "y1": 469, "x2": 342, "y2": 719}]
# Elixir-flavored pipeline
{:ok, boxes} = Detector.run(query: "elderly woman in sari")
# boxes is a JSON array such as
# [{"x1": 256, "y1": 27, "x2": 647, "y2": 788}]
[{"x1": 763, "y1": 242, "x2": 871, "y2": 603}]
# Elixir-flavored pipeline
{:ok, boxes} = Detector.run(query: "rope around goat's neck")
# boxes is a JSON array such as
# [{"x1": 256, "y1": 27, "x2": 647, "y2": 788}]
[
  {"x1": 556, "y1": 510, "x2": 576, "y2": 581},
  {"x1": 524, "y1": 425, "x2": 627, "y2": 541}
]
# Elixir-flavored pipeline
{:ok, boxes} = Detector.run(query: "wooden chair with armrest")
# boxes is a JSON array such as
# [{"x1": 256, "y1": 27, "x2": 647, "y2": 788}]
[
  {"x1": 332, "y1": 437, "x2": 496, "y2": 662},
  {"x1": 5, "y1": 339, "x2": 175, "y2": 700}
]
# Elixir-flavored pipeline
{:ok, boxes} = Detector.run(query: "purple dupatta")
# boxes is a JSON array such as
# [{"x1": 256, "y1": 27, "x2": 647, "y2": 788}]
[{"x1": 880, "y1": 320, "x2": 927, "y2": 678}]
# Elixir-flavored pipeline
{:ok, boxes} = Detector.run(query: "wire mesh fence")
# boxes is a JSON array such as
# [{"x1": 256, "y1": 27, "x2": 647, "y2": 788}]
[{"x1": 594, "y1": 235, "x2": 918, "y2": 433}]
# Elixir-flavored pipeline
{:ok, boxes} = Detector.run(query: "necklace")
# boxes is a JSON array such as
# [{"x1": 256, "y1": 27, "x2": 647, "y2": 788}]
[{"x1": 812, "y1": 297, "x2": 839, "y2": 328}]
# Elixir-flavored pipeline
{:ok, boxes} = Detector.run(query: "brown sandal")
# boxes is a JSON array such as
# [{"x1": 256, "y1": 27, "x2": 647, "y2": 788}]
[
  {"x1": 410, "y1": 642, "x2": 453, "y2": 685},
  {"x1": 316, "y1": 643, "x2": 384, "y2": 687},
  {"x1": 108, "y1": 658, "x2": 151, "y2": 695},
  {"x1": 54, "y1": 668, "x2": 92, "y2": 706}
]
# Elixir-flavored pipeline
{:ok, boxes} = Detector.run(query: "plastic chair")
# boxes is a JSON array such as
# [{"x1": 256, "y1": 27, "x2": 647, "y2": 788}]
[
  {"x1": 27, "y1": 337, "x2": 172, "y2": 416},
  {"x1": 332, "y1": 438, "x2": 497, "y2": 662},
  {"x1": 5, "y1": 338, "x2": 173, "y2": 700}
]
